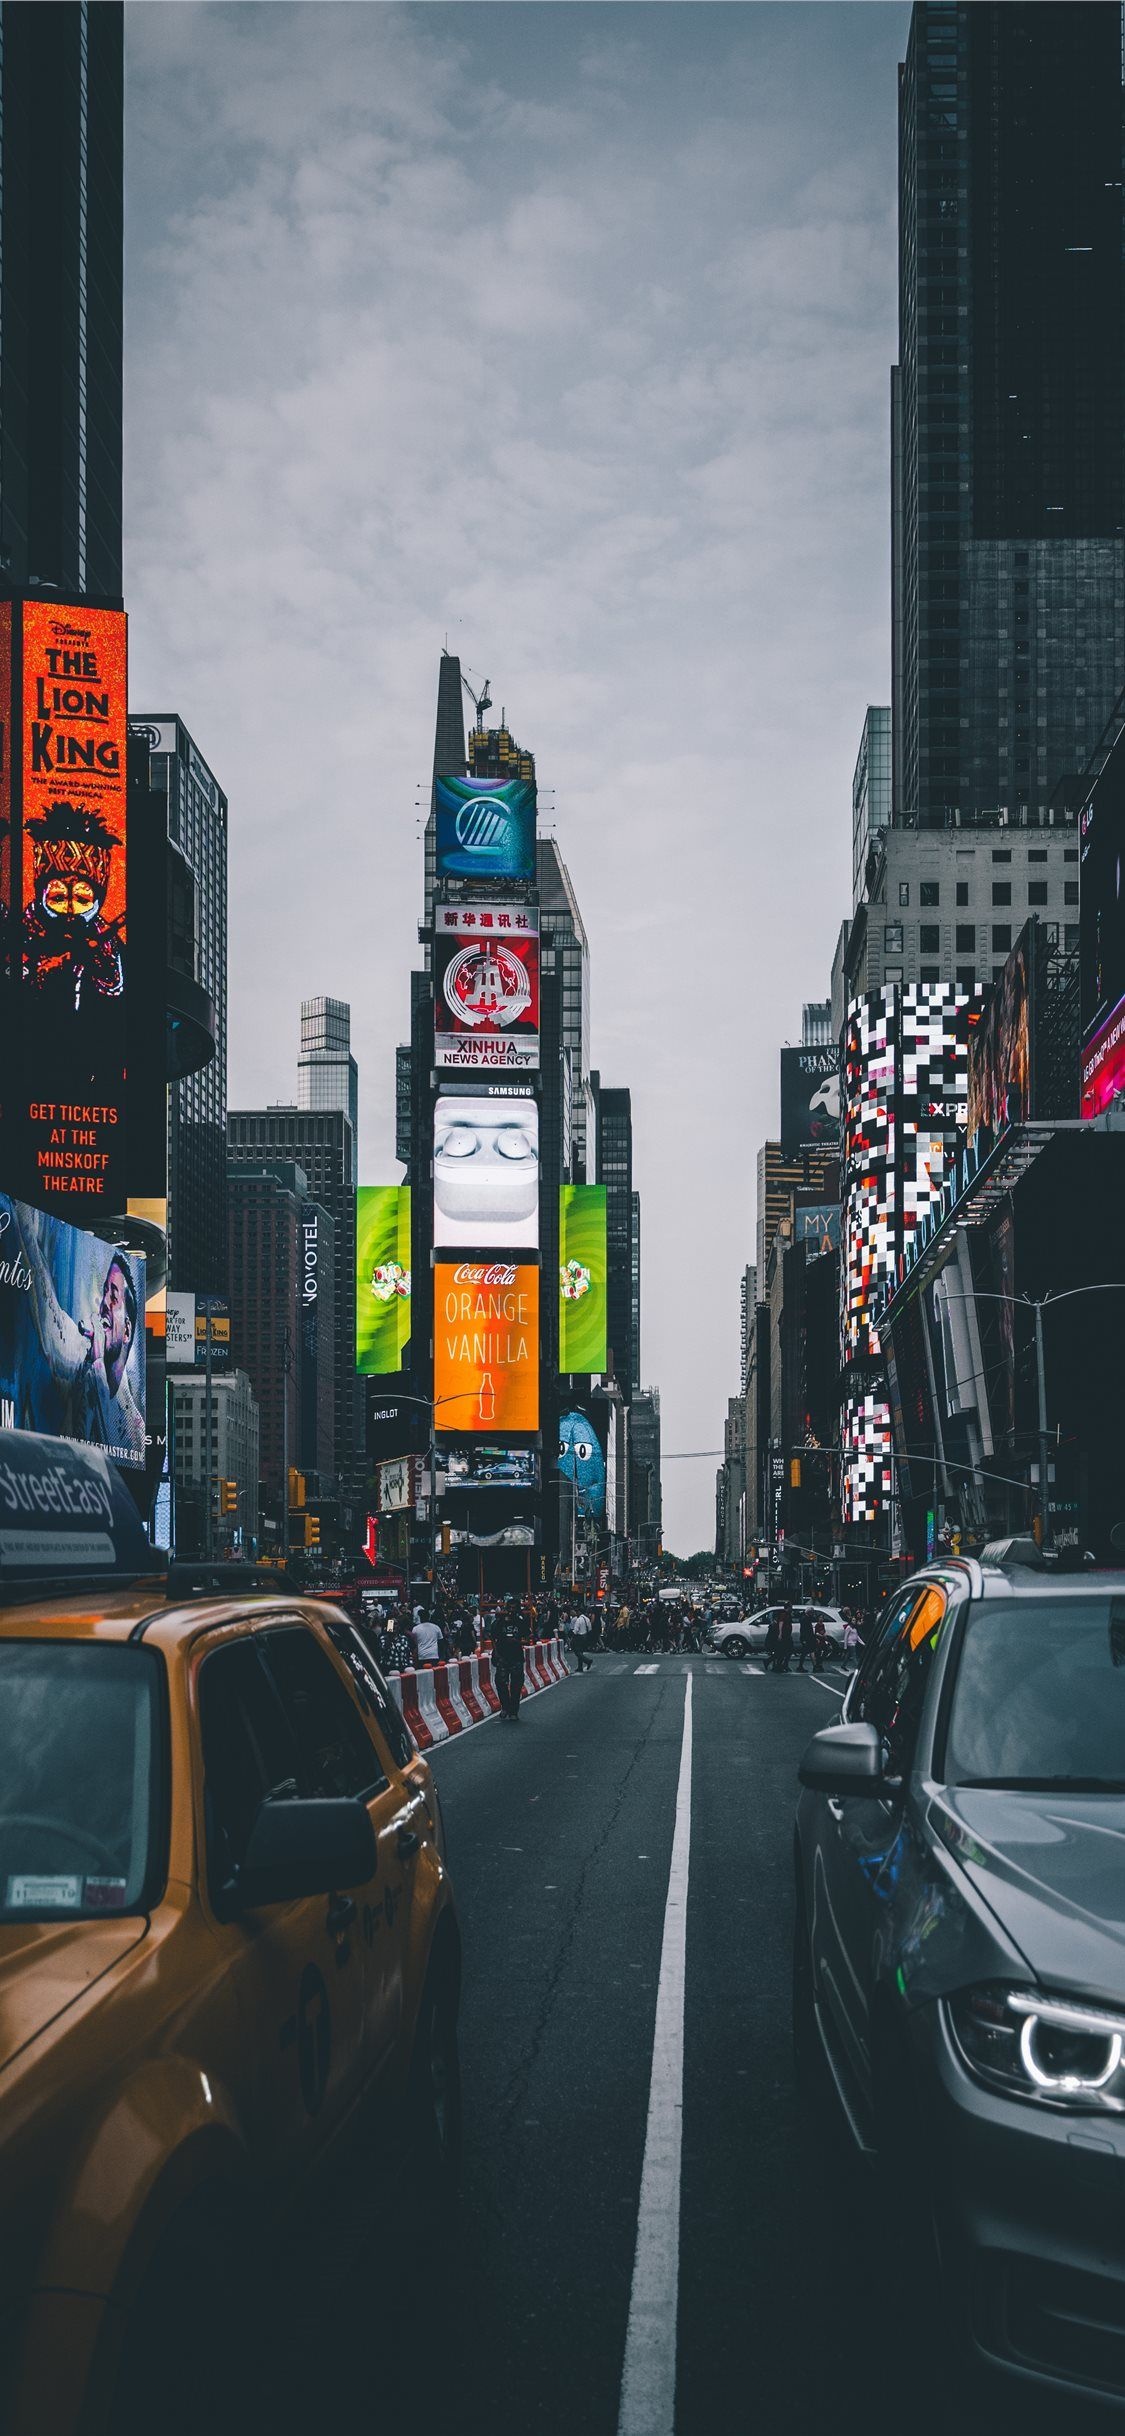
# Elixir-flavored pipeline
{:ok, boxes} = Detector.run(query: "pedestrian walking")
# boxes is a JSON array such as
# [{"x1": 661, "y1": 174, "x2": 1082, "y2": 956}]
[
  {"x1": 795, "y1": 1608, "x2": 816, "y2": 1673},
  {"x1": 776, "y1": 1603, "x2": 794, "y2": 1673},
  {"x1": 570, "y1": 1608, "x2": 594, "y2": 1673},
  {"x1": 494, "y1": 1610, "x2": 526, "y2": 1720}
]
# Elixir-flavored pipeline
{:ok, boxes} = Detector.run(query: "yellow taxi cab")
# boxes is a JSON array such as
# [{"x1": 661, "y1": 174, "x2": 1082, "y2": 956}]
[{"x1": 0, "y1": 1431, "x2": 460, "y2": 2436}]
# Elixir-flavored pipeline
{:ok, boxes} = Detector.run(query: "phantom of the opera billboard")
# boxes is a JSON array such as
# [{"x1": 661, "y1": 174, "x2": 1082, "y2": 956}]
[
  {"x1": 433, "y1": 1263, "x2": 539, "y2": 1434},
  {"x1": 433, "y1": 1096, "x2": 539, "y2": 1249},
  {"x1": 559, "y1": 1184, "x2": 608, "y2": 1372},
  {"x1": 2, "y1": 603, "x2": 130, "y2": 1214},
  {"x1": 434, "y1": 774, "x2": 537, "y2": 883},
  {"x1": 780, "y1": 1044, "x2": 840, "y2": 1158},
  {"x1": 433, "y1": 904, "x2": 540, "y2": 1073},
  {"x1": 356, "y1": 1186, "x2": 412, "y2": 1373},
  {"x1": 0, "y1": 1190, "x2": 146, "y2": 1469}
]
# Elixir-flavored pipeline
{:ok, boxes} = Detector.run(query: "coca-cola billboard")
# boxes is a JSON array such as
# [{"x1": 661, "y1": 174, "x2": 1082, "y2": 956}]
[{"x1": 433, "y1": 1261, "x2": 539, "y2": 1434}]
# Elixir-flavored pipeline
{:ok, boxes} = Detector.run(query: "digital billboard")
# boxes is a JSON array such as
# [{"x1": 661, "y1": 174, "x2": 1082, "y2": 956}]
[
  {"x1": 0, "y1": 1191, "x2": 146, "y2": 1470},
  {"x1": 435, "y1": 774, "x2": 536, "y2": 882},
  {"x1": 967, "y1": 929, "x2": 1032, "y2": 1140},
  {"x1": 1080, "y1": 734, "x2": 1125, "y2": 1116},
  {"x1": 433, "y1": 903, "x2": 539, "y2": 1072},
  {"x1": 559, "y1": 1184, "x2": 607, "y2": 1372},
  {"x1": 434, "y1": 1095, "x2": 538, "y2": 1249},
  {"x1": 433, "y1": 1262, "x2": 539, "y2": 1433},
  {"x1": 445, "y1": 1445, "x2": 539, "y2": 1490},
  {"x1": 841, "y1": 1392, "x2": 892, "y2": 1527},
  {"x1": 0, "y1": 601, "x2": 11, "y2": 985},
  {"x1": 781, "y1": 1044, "x2": 840, "y2": 1157},
  {"x1": 559, "y1": 1407, "x2": 607, "y2": 1523},
  {"x1": 356, "y1": 1186, "x2": 412, "y2": 1374},
  {"x1": 15, "y1": 603, "x2": 129, "y2": 1213},
  {"x1": 796, "y1": 1204, "x2": 840, "y2": 1258}
]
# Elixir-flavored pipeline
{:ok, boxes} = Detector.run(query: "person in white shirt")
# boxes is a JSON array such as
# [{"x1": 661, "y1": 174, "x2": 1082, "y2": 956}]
[
  {"x1": 411, "y1": 1614, "x2": 444, "y2": 1667},
  {"x1": 570, "y1": 1610, "x2": 594, "y2": 1673}
]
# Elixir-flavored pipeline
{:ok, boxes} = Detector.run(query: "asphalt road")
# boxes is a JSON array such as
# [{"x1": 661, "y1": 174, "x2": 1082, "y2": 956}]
[{"x1": 256, "y1": 1655, "x2": 1051, "y2": 2436}]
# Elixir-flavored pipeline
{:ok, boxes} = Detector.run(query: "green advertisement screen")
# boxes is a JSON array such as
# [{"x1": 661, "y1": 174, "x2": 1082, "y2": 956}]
[
  {"x1": 356, "y1": 1186, "x2": 412, "y2": 1374},
  {"x1": 559, "y1": 1184, "x2": 607, "y2": 1373}
]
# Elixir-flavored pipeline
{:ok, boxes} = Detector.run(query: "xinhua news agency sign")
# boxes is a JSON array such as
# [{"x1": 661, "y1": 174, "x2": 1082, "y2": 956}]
[{"x1": 0, "y1": 601, "x2": 130, "y2": 1215}]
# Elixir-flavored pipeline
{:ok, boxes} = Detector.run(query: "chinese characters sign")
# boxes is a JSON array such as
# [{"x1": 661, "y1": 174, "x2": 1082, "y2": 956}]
[{"x1": 434, "y1": 903, "x2": 539, "y2": 1072}]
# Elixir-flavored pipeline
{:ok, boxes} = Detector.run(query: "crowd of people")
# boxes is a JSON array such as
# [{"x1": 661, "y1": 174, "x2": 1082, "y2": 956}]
[{"x1": 340, "y1": 1582, "x2": 877, "y2": 1700}]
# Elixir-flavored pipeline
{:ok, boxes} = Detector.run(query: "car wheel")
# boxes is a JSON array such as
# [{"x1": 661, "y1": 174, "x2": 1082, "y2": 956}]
[
  {"x1": 723, "y1": 1635, "x2": 749, "y2": 1659},
  {"x1": 110, "y1": 2187, "x2": 257, "y2": 2436},
  {"x1": 409, "y1": 1940, "x2": 463, "y2": 2198}
]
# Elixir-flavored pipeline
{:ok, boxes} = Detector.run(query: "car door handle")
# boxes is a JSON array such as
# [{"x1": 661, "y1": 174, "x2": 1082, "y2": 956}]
[
  {"x1": 397, "y1": 1825, "x2": 421, "y2": 1857},
  {"x1": 827, "y1": 1798, "x2": 844, "y2": 1822},
  {"x1": 326, "y1": 1894, "x2": 357, "y2": 1937}
]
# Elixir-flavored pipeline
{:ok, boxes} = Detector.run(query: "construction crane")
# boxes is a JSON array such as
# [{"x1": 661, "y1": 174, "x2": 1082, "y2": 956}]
[{"x1": 461, "y1": 667, "x2": 492, "y2": 733}]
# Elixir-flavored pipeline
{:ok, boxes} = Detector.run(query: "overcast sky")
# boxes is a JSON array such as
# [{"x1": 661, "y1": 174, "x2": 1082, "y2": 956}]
[{"x1": 124, "y1": 0, "x2": 912, "y2": 1555}]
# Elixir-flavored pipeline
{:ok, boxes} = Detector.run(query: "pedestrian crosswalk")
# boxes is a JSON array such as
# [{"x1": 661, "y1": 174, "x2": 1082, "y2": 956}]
[{"x1": 593, "y1": 1657, "x2": 848, "y2": 1682}]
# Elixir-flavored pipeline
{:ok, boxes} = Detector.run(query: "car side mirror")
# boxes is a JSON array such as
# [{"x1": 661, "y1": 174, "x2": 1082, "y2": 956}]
[
  {"x1": 798, "y1": 1720, "x2": 888, "y2": 1798},
  {"x1": 235, "y1": 1794, "x2": 377, "y2": 1909}
]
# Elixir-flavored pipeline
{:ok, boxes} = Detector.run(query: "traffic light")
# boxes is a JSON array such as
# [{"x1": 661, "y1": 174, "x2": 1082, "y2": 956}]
[
  {"x1": 220, "y1": 1479, "x2": 238, "y2": 1515},
  {"x1": 305, "y1": 1514, "x2": 321, "y2": 1550},
  {"x1": 288, "y1": 1468, "x2": 306, "y2": 1510},
  {"x1": 789, "y1": 1457, "x2": 802, "y2": 1490}
]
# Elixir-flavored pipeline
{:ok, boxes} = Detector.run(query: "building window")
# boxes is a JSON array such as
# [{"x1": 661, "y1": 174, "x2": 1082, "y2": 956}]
[
  {"x1": 920, "y1": 966, "x2": 940, "y2": 985},
  {"x1": 992, "y1": 849, "x2": 1012, "y2": 864},
  {"x1": 1028, "y1": 883, "x2": 1048, "y2": 906},
  {"x1": 1028, "y1": 848, "x2": 1048, "y2": 863},
  {"x1": 884, "y1": 966, "x2": 903, "y2": 984},
  {"x1": 956, "y1": 882, "x2": 969, "y2": 907},
  {"x1": 1064, "y1": 849, "x2": 1079, "y2": 864},
  {"x1": 956, "y1": 967, "x2": 976, "y2": 991},
  {"x1": 884, "y1": 924, "x2": 904, "y2": 954},
  {"x1": 992, "y1": 882, "x2": 1012, "y2": 907},
  {"x1": 955, "y1": 924, "x2": 975, "y2": 953},
  {"x1": 1064, "y1": 882, "x2": 1079, "y2": 905},
  {"x1": 898, "y1": 882, "x2": 910, "y2": 907},
  {"x1": 1065, "y1": 924, "x2": 1080, "y2": 952},
  {"x1": 919, "y1": 925, "x2": 940, "y2": 954},
  {"x1": 920, "y1": 881, "x2": 940, "y2": 907},
  {"x1": 992, "y1": 925, "x2": 1011, "y2": 952}
]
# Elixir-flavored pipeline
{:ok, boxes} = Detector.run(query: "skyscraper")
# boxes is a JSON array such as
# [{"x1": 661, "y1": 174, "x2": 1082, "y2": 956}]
[
  {"x1": 893, "y1": 2, "x2": 1125, "y2": 831},
  {"x1": 132, "y1": 715, "x2": 229, "y2": 1298},
  {"x1": 594, "y1": 1081, "x2": 637, "y2": 1405},
  {"x1": 0, "y1": 1, "x2": 124, "y2": 600},
  {"x1": 227, "y1": 1105, "x2": 357, "y2": 1494},
  {"x1": 538, "y1": 837, "x2": 592, "y2": 1181},
  {"x1": 298, "y1": 997, "x2": 358, "y2": 1185},
  {"x1": 852, "y1": 709, "x2": 892, "y2": 906}
]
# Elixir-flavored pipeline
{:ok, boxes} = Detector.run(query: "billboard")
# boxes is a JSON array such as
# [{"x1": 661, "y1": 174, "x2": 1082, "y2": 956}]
[
  {"x1": 378, "y1": 1454, "x2": 415, "y2": 1513},
  {"x1": 559, "y1": 1406, "x2": 607, "y2": 1523},
  {"x1": 356, "y1": 1187, "x2": 412, "y2": 1375},
  {"x1": 433, "y1": 1262, "x2": 539, "y2": 1433},
  {"x1": 445, "y1": 1445, "x2": 539, "y2": 1490},
  {"x1": 967, "y1": 928, "x2": 1032, "y2": 1140},
  {"x1": 164, "y1": 1291, "x2": 196, "y2": 1367},
  {"x1": 781, "y1": 1044, "x2": 840, "y2": 1158},
  {"x1": 434, "y1": 774, "x2": 536, "y2": 882},
  {"x1": 1080, "y1": 736, "x2": 1125, "y2": 1116},
  {"x1": 433, "y1": 904, "x2": 539, "y2": 1072},
  {"x1": 0, "y1": 1191, "x2": 146, "y2": 1470},
  {"x1": 434, "y1": 1095, "x2": 538, "y2": 1249},
  {"x1": 559, "y1": 1184, "x2": 608, "y2": 1372},
  {"x1": 15, "y1": 603, "x2": 129, "y2": 1213},
  {"x1": 0, "y1": 601, "x2": 11, "y2": 983},
  {"x1": 796, "y1": 1204, "x2": 840, "y2": 1258}
]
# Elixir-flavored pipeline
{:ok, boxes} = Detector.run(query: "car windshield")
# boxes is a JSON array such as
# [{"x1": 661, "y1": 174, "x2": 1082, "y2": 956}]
[
  {"x1": 945, "y1": 1598, "x2": 1125, "y2": 1790},
  {"x1": 0, "y1": 1642, "x2": 164, "y2": 1920}
]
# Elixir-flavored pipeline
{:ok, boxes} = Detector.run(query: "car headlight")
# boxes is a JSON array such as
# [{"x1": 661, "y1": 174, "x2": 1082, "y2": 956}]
[{"x1": 947, "y1": 1984, "x2": 1125, "y2": 2112}]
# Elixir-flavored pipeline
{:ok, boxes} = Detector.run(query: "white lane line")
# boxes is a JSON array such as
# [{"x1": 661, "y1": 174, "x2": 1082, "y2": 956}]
[
  {"x1": 617, "y1": 1674, "x2": 692, "y2": 2436},
  {"x1": 740, "y1": 1662, "x2": 764, "y2": 1675},
  {"x1": 705, "y1": 1663, "x2": 725, "y2": 1677},
  {"x1": 634, "y1": 1662, "x2": 660, "y2": 1675},
  {"x1": 805, "y1": 1676, "x2": 845, "y2": 1701}
]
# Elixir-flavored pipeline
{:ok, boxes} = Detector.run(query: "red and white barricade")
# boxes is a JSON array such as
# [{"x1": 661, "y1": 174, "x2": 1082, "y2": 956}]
[
  {"x1": 474, "y1": 1652, "x2": 502, "y2": 1715},
  {"x1": 456, "y1": 1657, "x2": 486, "y2": 1724}
]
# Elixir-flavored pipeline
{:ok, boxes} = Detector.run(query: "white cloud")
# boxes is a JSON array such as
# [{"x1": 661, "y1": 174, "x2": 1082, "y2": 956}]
[{"x1": 124, "y1": 0, "x2": 910, "y2": 1550}]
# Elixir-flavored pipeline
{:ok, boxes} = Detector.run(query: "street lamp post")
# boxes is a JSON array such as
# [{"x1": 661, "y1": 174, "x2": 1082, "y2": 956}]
[{"x1": 920, "y1": 1272, "x2": 1125, "y2": 1551}]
